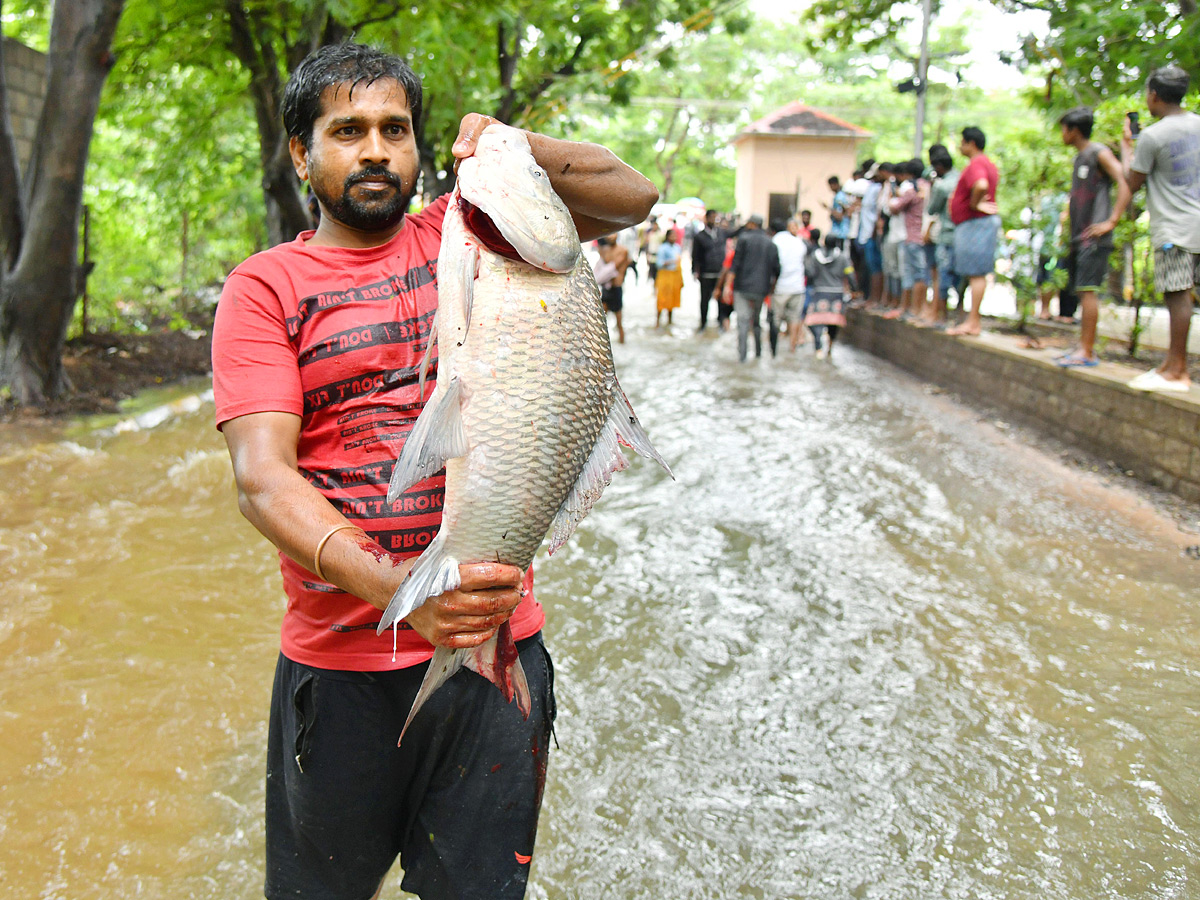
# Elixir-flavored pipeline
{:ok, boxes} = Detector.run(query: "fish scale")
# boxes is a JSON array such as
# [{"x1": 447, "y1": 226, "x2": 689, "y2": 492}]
[{"x1": 378, "y1": 123, "x2": 672, "y2": 743}]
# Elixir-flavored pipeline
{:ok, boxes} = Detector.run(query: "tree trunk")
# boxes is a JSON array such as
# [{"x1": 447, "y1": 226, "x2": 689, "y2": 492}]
[
  {"x1": 0, "y1": 0, "x2": 124, "y2": 406},
  {"x1": 225, "y1": 0, "x2": 314, "y2": 246}
]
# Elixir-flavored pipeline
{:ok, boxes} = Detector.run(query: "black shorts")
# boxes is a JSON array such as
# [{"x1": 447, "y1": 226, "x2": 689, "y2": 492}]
[
  {"x1": 1068, "y1": 243, "x2": 1111, "y2": 294},
  {"x1": 265, "y1": 633, "x2": 556, "y2": 900},
  {"x1": 601, "y1": 284, "x2": 623, "y2": 312}
]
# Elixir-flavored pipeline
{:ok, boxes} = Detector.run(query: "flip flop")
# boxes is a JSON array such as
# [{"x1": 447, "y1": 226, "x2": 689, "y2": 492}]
[{"x1": 1055, "y1": 353, "x2": 1098, "y2": 368}]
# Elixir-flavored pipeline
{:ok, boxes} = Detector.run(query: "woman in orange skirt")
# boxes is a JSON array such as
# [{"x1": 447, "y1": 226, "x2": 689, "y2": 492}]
[{"x1": 655, "y1": 229, "x2": 683, "y2": 326}]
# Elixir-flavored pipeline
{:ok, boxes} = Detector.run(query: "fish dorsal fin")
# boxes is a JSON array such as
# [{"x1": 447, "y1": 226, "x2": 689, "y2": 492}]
[
  {"x1": 546, "y1": 381, "x2": 673, "y2": 555},
  {"x1": 386, "y1": 377, "x2": 468, "y2": 503}
]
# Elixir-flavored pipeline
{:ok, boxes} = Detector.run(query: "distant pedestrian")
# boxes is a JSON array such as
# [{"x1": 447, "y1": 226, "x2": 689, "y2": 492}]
[
  {"x1": 887, "y1": 158, "x2": 929, "y2": 320},
  {"x1": 797, "y1": 209, "x2": 814, "y2": 241},
  {"x1": 730, "y1": 214, "x2": 781, "y2": 361},
  {"x1": 924, "y1": 144, "x2": 959, "y2": 325},
  {"x1": 655, "y1": 229, "x2": 683, "y2": 327},
  {"x1": 1054, "y1": 106, "x2": 1132, "y2": 368},
  {"x1": 772, "y1": 217, "x2": 808, "y2": 352},
  {"x1": 594, "y1": 236, "x2": 632, "y2": 344},
  {"x1": 1121, "y1": 63, "x2": 1199, "y2": 392},
  {"x1": 947, "y1": 126, "x2": 1000, "y2": 336},
  {"x1": 825, "y1": 176, "x2": 851, "y2": 244},
  {"x1": 804, "y1": 233, "x2": 851, "y2": 360},
  {"x1": 692, "y1": 208, "x2": 726, "y2": 332}
]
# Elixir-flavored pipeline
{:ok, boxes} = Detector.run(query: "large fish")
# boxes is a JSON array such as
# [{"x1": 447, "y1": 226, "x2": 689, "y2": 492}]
[{"x1": 378, "y1": 123, "x2": 672, "y2": 742}]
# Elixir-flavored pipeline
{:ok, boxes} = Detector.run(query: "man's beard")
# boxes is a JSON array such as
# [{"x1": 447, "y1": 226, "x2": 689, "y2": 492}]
[{"x1": 312, "y1": 165, "x2": 415, "y2": 232}]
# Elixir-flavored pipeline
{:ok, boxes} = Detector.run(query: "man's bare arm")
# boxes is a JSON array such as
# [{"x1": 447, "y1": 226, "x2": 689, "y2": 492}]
[
  {"x1": 221, "y1": 411, "x2": 522, "y2": 648},
  {"x1": 1083, "y1": 146, "x2": 1133, "y2": 240}
]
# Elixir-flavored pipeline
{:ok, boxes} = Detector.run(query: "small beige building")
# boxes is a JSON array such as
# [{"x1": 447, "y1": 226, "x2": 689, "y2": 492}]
[{"x1": 732, "y1": 101, "x2": 870, "y2": 233}]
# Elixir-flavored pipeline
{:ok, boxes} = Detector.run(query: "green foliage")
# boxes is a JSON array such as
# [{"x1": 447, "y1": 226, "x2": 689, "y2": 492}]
[{"x1": 998, "y1": 0, "x2": 1200, "y2": 104}]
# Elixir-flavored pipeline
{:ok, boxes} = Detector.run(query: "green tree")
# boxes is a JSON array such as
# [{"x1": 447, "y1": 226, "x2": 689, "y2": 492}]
[{"x1": 0, "y1": 0, "x2": 125, "y2": 406}]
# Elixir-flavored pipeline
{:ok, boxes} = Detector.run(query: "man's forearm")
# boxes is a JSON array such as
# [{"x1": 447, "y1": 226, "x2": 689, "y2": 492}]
[{"x1": 526, "y1": 133, "x2": 659, "y2": 240}]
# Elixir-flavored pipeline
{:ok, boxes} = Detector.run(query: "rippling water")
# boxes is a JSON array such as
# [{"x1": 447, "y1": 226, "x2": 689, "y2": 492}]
[{"x1": 1, "y1": 290, "x2": 1197, "y2": 899}]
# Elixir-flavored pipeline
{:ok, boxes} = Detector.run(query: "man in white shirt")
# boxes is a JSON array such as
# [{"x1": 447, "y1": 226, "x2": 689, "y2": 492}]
[{"x1": 771, "y1": 217, "x2": 809, "y2": 352}]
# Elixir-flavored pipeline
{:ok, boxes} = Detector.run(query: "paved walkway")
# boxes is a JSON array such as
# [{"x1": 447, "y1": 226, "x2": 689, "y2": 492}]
[{"x1": 974, "y1": 280, "x2": 1200, "y2": 355}]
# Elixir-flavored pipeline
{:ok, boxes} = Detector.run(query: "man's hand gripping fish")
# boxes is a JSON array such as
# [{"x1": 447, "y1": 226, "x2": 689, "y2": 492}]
[{"x1": 379, "y1": 123, "x2": 672, "y2": 743}]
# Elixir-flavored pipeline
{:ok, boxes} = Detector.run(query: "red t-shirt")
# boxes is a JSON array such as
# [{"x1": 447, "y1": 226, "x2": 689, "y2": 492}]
[
  {"x1": 212, "y1": 194, "x2": 544, "y2": 671},
  {"x1": 950, "y1": 153, "x2": 999, "y2": 225}
]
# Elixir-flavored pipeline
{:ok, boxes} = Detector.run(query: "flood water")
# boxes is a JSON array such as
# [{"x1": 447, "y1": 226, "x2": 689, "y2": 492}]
[{"x1": 1, "y1": 287, "x2": 1198, "y2": 900}]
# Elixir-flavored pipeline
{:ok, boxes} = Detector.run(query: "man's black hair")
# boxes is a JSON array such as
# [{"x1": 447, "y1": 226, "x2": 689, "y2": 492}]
[
  {"x1": 1147, "y1": 63, "x2": 1191, "y2": 105},
  {"x1": 904, "y1": 158, "x2": 924, "y2": 178},
  {"x1": 282, "y1": 43, "x2": 424, "y2": 150},
  {"x1": 928, "y1": 143, "x2": 953, "y2": 170},
  {"x1": 809, "y1": 227, "x2": 821, "y2": 243},
  {"x1": 828, "y1": 175, "x2": 841, "y2": 186},
  {"x1": 962, "y1": 126, "x2": 987, "y2": 151},
  {"x1": 770, "y1": 217, "x2": 788, "y2": 233},
  {"x1": 823, "y1": 232, "x2": 839, "y2": 249},
  {"x1": 1058, "y1": 106, "x2": 1094, "y2": 138}
]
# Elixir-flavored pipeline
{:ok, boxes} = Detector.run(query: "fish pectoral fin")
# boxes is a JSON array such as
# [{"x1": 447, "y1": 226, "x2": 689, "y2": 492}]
[
  {"x1": 397, "y1": 621, "x2": 530, "y2": 746},
  {"x1": 386, "y1": 377, "x2": 468, "y2": 503},
  {"x1": 459, "y1": 246, "x2": 478, "y2": 338},
  {"x1": 376, "y1": 535, "x2": 460, "y2": 634}
]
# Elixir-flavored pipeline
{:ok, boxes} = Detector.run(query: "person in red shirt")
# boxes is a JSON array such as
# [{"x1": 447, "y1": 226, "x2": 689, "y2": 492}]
[
  {"x1": 947, "y1": 126, "x2": 1000, "y2": 336},
  {"x1": 211, "y1": 43, "x2": 657, "y2": 900}
]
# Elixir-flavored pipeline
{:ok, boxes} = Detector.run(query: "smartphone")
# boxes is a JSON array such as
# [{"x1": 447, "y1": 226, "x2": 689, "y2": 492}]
[{"x1": 1128, "y1": 111, "x2": 1140, "y2": 138}]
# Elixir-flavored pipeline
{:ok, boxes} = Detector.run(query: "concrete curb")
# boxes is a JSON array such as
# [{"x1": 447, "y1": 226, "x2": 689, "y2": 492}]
[{"x1": 843, "y1": 309, "x2": 1200, "y2": 505}]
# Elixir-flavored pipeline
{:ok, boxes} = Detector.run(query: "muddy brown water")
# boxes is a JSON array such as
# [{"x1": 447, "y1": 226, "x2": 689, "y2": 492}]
[{"x1": 1, "y1": 308, "x2": 1197, "y2": 899}]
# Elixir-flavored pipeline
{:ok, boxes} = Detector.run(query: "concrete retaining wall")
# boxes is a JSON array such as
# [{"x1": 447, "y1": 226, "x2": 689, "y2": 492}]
[
  {"x1": 3, "y1": 37, "x2": 46, "y2": 172},
  {"x1": 843, "y1": 310, "x2": 1200, "y2": 505}
]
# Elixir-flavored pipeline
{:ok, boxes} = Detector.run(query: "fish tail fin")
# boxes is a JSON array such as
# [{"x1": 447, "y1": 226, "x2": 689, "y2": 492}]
[
  {"x1": 376, "y1": 535, "x2": 460, "y2": 635},
  {"x1": 398, "y1": 621, "x2": 531, "y2": 746}
]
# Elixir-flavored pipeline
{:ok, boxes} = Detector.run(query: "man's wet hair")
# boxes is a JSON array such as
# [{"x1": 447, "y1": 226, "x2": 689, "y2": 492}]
[
  {"x1": 282, "y1": 43, "x2": 424, "y2": 150},
  {"x1": 1058, "y1": 106, "x2": 1094, "y2": 138},
  {"x1": 961, "y1": 126, "x2": 987, "y2": 151},
  {"x1": 928, "y1": 143, "x2": 953, "y2": 171},
  {"x1": 1147, "y1": 63, "x2": 1191, "y2": 105}
]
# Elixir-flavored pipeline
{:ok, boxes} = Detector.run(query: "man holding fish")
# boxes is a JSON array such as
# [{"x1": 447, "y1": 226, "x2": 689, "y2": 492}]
[{"x1": 212, "y1": 42, "x2": 658, "y2": 900}]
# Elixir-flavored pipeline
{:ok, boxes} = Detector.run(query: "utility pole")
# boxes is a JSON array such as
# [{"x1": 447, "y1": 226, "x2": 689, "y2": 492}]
[{"x1": 913, "y1": 0, "x2": 933, "y2": 157}]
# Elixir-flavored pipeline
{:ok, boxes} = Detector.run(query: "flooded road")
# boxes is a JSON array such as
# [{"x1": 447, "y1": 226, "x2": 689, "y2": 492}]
[{"x1": 1, "y1": 291, "x2": 1197, "y2": 899}]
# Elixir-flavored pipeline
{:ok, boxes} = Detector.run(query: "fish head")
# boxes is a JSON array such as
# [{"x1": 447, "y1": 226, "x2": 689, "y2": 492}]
[{"x1": 456, "y1": 123, "x2": 581, "y2": 274}]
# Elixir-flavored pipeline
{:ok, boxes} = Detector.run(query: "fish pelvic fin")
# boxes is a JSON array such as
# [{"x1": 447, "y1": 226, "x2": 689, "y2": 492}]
[
  {"x1": 376, "y1": 534, "x2": 460, "y2": 635},
  {"x1": 397, "y1": 621, "x2": 531, "y2": 746},
  {"x1": 546, "y1": 382, "x2": 672, "y2": 555},
  {"x1": 387, "y1": 377, "x2": 468, "y2": 504}
]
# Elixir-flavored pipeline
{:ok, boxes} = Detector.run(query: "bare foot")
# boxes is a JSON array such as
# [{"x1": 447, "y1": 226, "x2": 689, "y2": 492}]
[{"x1": 946, "y1": 323, "x2": 981, "y2": 336}]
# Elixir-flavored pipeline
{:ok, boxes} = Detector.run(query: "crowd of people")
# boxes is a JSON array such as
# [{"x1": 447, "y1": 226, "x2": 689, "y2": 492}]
[{"x1": 597, "y1": 62, "x2": 1198, "y2": 393}]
